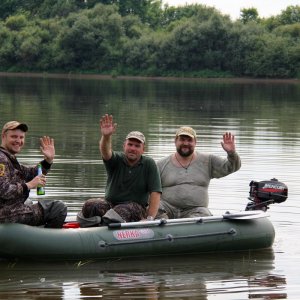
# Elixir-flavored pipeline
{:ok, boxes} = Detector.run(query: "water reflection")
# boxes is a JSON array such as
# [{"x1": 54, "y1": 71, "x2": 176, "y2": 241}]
[
  {"x1": 248, "y1": 275, "x2": 287, "y2": 299},
  {"x1": 0, "y1": 250, "x2": 286, "y2": 299}
]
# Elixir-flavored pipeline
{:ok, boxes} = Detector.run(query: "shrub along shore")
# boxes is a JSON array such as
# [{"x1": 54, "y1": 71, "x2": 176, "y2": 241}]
[{"x1": 0, "y1": 1, "x2": 299, "y2": 79}]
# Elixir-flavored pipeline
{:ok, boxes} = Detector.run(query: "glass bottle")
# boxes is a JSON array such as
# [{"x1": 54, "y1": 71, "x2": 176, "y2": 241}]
[{"x1": 37, "y1": 163, "x2": 45, "y2": 195}]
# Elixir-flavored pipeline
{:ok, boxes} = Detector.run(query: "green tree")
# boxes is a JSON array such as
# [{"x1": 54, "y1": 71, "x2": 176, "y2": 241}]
[
  {"x1": 0, "y1": 1, "x2": 298, "y2": 78},
  {"x1": 122, "y1": 32, "x2": 159, "y2": 74},
  {"x1": 279, "y1": 5, "x2": 300, "y2": 25},
  {"x1": 262, "y1": 5, "x2": 300, "y2": 30},
  {"x1": 36, "y1": 0, "x2": 83, "y2": 19},
  {"x1": 5, "y1": 14, "x2": 27, "y2": 31},
  {"x1": 56, "y1": 4, "x2": 124, "y2": 70},
  {"x1": 247, "y1": 35, "x2": 295, "y2": 78},
  {"x1": 122, "y1": 14, "x2": 144, "y2": 39},
  {"x1": 0, "y1": 0, "x2": 19, "y2": 19},
  {"x1": 240, "y1": 7, "x2": 259, "y2": 24},
  {"x1": 0, "y1": 24, "x2": 15, "y2": 68},
  {"x1": 0, "y1": 0, "x2": 46, "y2": 19},
  {"x1": 161, "y1": 4, "x2": 222, "y2": 28},
  {"x1": 274, "y1": 23, "x2": 300, "y2": 39},
  {"x1": 157, "y1": 13, "x2": 231, "y2": 72},
  {"x1": 224, "y1": 22, "x2": 266, "y2": 75}
]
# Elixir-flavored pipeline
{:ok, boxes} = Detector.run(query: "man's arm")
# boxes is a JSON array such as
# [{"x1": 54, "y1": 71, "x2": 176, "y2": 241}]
[
  {"x1": 99, "y1": 114, "x2": 117, "y2": 161},
  {"x1": 100, "y1": 135, "x2": 113, "y2": 161},
  {"x1": 146, "y1": 191, "x2": 161, "y2": 219}
]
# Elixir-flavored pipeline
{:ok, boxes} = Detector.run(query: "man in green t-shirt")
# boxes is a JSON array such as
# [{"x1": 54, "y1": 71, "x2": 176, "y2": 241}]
[{"x1": 79, "y1": 114, "x2": 161, "y2": 225}]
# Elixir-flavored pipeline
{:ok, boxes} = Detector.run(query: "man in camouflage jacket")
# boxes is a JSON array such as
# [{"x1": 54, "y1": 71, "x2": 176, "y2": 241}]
[{"x1": 0, "y1": 121, "x2": 67, "y2": 227}]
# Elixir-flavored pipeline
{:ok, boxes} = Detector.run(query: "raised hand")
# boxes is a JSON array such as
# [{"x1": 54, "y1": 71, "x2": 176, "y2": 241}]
[
  {"x1": 100, "y1": 114, "x2": 117, "y2": 137},
  {"x1": 221, "y1": 132, "x2": 236, "y2": 154},
  {"x1": 40, "y1": 136, "x2": 55, "y2": 163}
]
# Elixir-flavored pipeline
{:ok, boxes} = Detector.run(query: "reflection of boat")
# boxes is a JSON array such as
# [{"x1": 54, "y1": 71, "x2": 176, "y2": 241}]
[
  {"x1": 0, "y1": 250, "x2": 279, "y2": 299},
  {"x1": 0, "y1": 179, "x2": 287, "y2": 261}
]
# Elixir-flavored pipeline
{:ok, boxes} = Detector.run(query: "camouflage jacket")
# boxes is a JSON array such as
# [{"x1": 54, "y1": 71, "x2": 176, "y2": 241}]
[{"x1": 0, "y1": 147, "x2": 51, "y2": 209}]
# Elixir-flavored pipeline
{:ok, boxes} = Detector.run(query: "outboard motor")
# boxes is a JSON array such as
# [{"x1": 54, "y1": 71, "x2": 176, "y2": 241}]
[{"x1": 246, "y1": 178, "x2": 288, "y2": 211}]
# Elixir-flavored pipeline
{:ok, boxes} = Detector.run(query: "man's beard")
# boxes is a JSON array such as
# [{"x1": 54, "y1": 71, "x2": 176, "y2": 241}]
[{"x1": 176, "y1": 146, "x2": 194, "y2": 157}]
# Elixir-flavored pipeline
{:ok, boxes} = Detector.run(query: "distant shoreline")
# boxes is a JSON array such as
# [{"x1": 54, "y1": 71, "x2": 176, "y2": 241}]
[{"x1": 0, "y1": 72, "x2": 299, "y2": 84}]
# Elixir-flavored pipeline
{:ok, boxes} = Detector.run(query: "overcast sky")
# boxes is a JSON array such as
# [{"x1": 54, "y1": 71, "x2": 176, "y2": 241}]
[{"x1": 162, "y1": 0, "x2": 299, "y2": 20}]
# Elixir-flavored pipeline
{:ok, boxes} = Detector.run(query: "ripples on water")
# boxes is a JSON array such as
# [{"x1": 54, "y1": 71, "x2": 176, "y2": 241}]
[{"x1": 0, "y1": 250, "x2": 287, "y2": 299}]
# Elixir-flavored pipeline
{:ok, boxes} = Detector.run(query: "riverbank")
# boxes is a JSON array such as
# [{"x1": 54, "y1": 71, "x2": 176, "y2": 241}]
[{"x1": 0, "y1": 72, "x2": 299, "y2": 84}]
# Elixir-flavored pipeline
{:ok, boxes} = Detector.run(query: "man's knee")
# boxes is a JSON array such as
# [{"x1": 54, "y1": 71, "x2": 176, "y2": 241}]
[
  {"x1": 113, "y1": 202, "x2": 146, "y2": 222},
  {"x1": 184, "y1": 207, "x2": 212, "y2": 218},
  {"x1": 39, "y1": 200, "x2": 67, "y2": 228},
  {"x1": 155, "y1": 207, "x2": 169, "y2": 219},
  {"x1": 81, "y1": 198, "x2": 108, "y2": 218}
]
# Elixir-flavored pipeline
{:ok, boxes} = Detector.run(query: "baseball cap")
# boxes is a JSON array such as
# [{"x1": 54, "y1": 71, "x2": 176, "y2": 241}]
[
  {"x1": 126, "y1": 131, "x2": 146, "y2": 144},
  {"x1": 175, "y1": 126, "x2": 197, "y2": 139},
  {"x1": 2, "y1": 121, "x2": 28, "y2": 134}
]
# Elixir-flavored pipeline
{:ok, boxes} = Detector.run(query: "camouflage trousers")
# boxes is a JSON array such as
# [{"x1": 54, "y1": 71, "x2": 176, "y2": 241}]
[
  {"x1": 82, "y1": 198, "x2": 147, "y2": 222},
  {"x1": 0, "y1": 201, "x2": 44, "y2": 226},
  {"x1": 0, "y1": 200, "x2": 67, "y2": 228}
]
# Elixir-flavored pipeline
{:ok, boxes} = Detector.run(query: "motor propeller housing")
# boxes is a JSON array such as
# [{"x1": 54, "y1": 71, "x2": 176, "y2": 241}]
[{"x1": 246, "y1": 178, "x2": 288, "y2": 211}]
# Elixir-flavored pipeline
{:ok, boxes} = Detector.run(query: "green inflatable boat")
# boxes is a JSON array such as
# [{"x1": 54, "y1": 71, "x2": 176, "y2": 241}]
[
  {"x1": 0, "y1": 178, "x2": 288, "y2": 261},
  {"x1": 0, "y1": 211, "x2": 274, "y2": 260}
]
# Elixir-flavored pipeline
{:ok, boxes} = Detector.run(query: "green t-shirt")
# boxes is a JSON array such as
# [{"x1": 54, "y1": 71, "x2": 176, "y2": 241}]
[{"x1": 103, "y1": 151, "x2": 162, "y2": 206}]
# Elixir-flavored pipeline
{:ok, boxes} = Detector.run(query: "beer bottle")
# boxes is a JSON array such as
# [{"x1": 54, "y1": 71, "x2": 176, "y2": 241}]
[{"x1": 37, "y1": 163, "x2": 45, "y2": 195}]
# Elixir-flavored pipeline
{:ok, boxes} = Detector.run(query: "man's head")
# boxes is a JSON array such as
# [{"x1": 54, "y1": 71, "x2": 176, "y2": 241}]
[
  {"x1": 175, "y1": 126, "x2": 197, "y2": 157},
  {"x1": 1, "y1": 121, "x2": 28, "y2": 155},
  {"x1": 123, "y1": 131, "x2": 145, "y2": 164}
]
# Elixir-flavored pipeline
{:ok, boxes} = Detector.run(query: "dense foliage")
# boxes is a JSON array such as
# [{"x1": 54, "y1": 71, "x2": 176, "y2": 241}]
[{"x1": 0, "y1": 0, "x2": 299, "y2": 78}]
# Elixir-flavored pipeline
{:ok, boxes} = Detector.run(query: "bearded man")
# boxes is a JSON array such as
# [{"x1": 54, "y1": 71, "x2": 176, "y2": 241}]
[{"x1": 157, "y1": 127, "x2": 241, "y2": 218}]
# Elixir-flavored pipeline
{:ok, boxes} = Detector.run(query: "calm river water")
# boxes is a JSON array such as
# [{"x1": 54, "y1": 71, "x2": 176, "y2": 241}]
[{"x1": 0, "y1": 73, "x2": 300, "y2": 299}]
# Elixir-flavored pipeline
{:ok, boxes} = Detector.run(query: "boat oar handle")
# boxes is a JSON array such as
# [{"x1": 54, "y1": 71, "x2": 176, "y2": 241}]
[
  {"x1": 107, "y1": 211, "x2": 268, "y2": 229},
  {"x1": 108, "y1": 218, "x2": 168, "y2": 229}
]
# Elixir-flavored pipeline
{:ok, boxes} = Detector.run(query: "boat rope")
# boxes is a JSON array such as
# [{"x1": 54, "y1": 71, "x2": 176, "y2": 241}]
[{"x1": 97, "y1": 228, "x2": 237, "y2": 248}]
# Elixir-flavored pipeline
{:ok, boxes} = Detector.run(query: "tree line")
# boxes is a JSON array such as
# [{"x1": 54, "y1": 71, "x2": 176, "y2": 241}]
[{"x1": 0, "y1": 0, "x2": 299, "y2": 78}]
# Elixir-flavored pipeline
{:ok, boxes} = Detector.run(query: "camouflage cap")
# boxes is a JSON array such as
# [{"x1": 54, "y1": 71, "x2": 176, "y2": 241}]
[
  {"x1": 175, "y1": 126, "x2": 197, "y2": 139},
  {"x1": 126, "y1": 131, "x2": 145, "y2": 144},
  {"x1": 2, "y1": 121, "x2": 28, "y2": 135}
]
